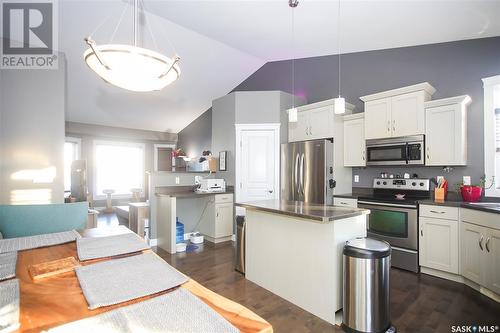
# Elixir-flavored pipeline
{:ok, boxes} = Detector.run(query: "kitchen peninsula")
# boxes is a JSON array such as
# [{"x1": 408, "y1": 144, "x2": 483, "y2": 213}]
[{"x1": 236, "y1": 200, "x2": 369, "y2": 324}]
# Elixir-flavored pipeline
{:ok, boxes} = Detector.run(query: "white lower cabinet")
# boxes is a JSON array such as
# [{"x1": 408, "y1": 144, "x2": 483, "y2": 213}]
[
  {"x1": 419, "y1": 216, "x2": 459, "y2": 274},
  {"x1": 215, "y1": 202, "x2": 234, "y2": 239},
  {"x1": 199, "y1": 194, "x2": 234, "y2": 243},
  {"x1": 333, "y1": 197, "x2": 358, "y2": 208},
  {"x1": 461, "y1": 222, "x2": 483, "y2": 284}
]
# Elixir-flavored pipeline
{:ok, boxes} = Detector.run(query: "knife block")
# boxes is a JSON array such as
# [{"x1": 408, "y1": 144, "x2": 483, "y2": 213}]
[{"x1": 434, "y1": 188, "x2": 446, "y2": 201}]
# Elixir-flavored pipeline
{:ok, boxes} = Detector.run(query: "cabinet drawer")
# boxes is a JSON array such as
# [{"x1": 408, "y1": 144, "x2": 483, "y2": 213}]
[
  {"x1": 334, "y1": 197, "x2": 357, "y2": 208},
  {"x1": 419, "y1": 205, "x2": 458, "y2": 221},
  {"x1": 215, "y1": 193, "x2": 233, "y2": 203}
]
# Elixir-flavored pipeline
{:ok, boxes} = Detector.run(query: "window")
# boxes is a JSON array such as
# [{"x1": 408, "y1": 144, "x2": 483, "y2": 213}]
[
  {"x1": 64, "y1": 137, "x2": 81, "y2": 192},
  {"x1": 93, "y1": 140, "x2": 145, "y2": 199},
  {"x1": 483, "y1": 75, "x2": 500, "y2": 197}
]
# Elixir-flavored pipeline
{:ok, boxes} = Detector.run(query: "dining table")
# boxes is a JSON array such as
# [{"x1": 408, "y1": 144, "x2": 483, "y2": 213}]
[{"x1": 13, "y1": 226, "x2": 273, "y2": 333}]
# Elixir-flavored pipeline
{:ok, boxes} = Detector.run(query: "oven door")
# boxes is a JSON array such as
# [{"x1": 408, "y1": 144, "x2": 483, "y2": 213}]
[
  {"x1": 366, "y1": 142, "x2": 408, "y2": 166},
  {"x1": 358, "y1": 201, "x2": 418, "y2": 250}
]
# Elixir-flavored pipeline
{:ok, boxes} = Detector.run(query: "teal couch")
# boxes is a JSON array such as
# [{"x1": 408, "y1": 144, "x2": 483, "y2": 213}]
[{"x1": 0, "y1": 202, "x2": 88, "y2": 239}]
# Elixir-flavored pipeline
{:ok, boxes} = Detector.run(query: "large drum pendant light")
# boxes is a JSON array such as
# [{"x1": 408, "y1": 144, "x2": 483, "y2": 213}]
[{"x1": 83, "y1": 0, "x2": 180, "y2": 92}]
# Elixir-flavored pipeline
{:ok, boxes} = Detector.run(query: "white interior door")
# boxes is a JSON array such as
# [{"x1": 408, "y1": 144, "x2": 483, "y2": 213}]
[{"x1": 236, "y1": 125, "x2": 280, "y2": 203}]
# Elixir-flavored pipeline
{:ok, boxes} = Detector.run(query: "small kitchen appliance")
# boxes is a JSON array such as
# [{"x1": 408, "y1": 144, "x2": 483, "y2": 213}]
[
  {"x1": 357, "y1": 177, "x2": 431, "y2": 272},
  {"x1": 366, "y1": 135, "x2": 424, "y2": 166},
  {"x1": 196, "y1": 179, "x2": 226, "y2": 193}
]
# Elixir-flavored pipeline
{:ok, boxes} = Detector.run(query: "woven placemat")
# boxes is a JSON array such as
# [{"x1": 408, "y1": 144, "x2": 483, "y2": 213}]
[
  {"x1": 76, "y1": 233, "x2": 150, "y2": 261},
  {"x1": 0, "y1": 252, "x2": 17, "y2": 281},
  {"x1": 76, "y1": 252, "x2": 188, "y2": 309},
  {"x1": 47, "y1": 288, "x2": 239, "y2": 333},
  {"x1": 0, "y1": 230, "x2": 81, "y2": 254},
  {"x1": 0, "y1": 279, "x2": 20, "y2": 333}
]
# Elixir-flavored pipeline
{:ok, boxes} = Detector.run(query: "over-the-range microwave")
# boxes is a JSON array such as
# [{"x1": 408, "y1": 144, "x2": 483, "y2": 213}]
[{"x1": 366, "y1": 135, "x2": 424, "y2": 166}]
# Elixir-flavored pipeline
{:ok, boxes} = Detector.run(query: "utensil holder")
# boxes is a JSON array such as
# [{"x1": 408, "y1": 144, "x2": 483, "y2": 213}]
[{"x1": 434, "y1": 188, "x2": 446, "y2": 201}]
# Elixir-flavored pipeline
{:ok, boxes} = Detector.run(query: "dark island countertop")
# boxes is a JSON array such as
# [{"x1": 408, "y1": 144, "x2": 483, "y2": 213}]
[
  {"x1": 235, "y1": 200, "x2": 370, "y2": 223},
  {"x1": 335, "y1": 188, "x2": 500, "y2": 214}
]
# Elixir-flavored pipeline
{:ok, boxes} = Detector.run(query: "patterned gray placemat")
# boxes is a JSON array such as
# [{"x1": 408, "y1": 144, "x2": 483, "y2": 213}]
[
  {"x1": 0, "y1": 252, "x2": 17, "y2": 281},
  {"x1": 47, "y1": 288, "x2": 239, "y2": 333},
  {"x1": 76, "y1": 252, "x2": 188, "y2": 309},
  {"x1": 0, "y1": 279, "x2": 20, "y2": 333},
  {"x1": 0, "y1": 230, "x2": 81, "y2": 254},
  {"x1": 76, "y1": 232, "x2": 150, "y2": 261}
]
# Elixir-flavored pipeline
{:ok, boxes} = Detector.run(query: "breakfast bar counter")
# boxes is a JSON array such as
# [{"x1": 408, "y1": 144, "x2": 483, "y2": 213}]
[{"x1": 236, "y1": 200, "x2": 369, "y2": 325}]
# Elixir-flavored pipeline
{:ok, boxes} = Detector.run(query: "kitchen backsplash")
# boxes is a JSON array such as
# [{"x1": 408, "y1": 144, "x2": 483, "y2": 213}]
[{"x1": 351, "y1": 166, "x2": 484, "y2": 190}]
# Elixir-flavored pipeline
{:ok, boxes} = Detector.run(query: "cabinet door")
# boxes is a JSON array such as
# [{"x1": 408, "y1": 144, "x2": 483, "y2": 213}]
[
  {"x1": 461, "y1": 222, "x2": 484, "y2": 284},
  {"x1": 343, "y1": 118, "x2": 366, "y2": 167},
  {"x1": 419, "y1": 217, "x2": 458, "y2": 273},
  {"x1": 364, "y1": 98, "x2": 391, "y2": 139},
  {"x1": 215, "y1": 203, "x2": 233, "y2": 238},
  {"x1": 308, "y1": 106, "x2": 334, "y2": 140},
  {"x1": 288, "y1": 111, "x2": 310, "y2": 142},
  {"x1": 391, "y1": 91, "x2": 425, "y2": 137},
  {"x1": 425, "y1": 104, "x2": 465, "y2": 166},
  {"x1": 485, "y1": 228, "x2": 500, "y2": 294}
]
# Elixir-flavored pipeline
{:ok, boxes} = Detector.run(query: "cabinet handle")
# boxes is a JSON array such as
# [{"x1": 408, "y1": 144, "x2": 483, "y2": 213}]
[
  {"x1": 485, "y1": 237, "x2": 490, "y2": 252},
  {"x1": 387, "y1": 120, "x2": 390, "y2": 133},
  {"x1": 392, "y1": 120, "x2": 396, "y2": 132},
  {"x1": 362, "y1": 150, "x2": 366, "y2": 161},
  {"x1": 430, "y1": 210, "x2": 445, "y2": 214},
  {"x1": 420, "y1": 229, "x2": 423, "y2": 237},
  {"x1": 479, "y1": 235, "x2": 484, "y2": 251},
  {"x1": 340, "y1": 202, "x2": 348, "y2": 205},
  {"x1": 426, "y1": 146, "x2": 430, "y2": 160}
]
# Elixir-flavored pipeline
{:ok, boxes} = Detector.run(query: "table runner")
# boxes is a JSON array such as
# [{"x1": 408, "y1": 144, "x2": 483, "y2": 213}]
[
  {"x1": 76, "y1": 252, "x2": 188, "y2": 309},
  {"x1": 76, "y1": 232, "x2": 150, "y2": 261},
  {"x1": 0, "y1": 279, "x2": 20, "y2": 333},
  {"x1": 0, "y1": 252, "x2": 17, "y2": 281},
  {"x1": 0, "y1": 230, "x2": 81, "y2": 254}
]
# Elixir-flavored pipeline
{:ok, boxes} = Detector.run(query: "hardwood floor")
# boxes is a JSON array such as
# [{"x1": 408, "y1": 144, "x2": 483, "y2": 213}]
[{"x1": 154, "y1": 242, "x2": 500, "y2": 333}]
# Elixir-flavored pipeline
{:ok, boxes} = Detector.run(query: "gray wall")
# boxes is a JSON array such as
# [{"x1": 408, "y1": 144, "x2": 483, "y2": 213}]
[
  {"x1": 233, "y1": 37, "x2": 500, "y2": 188},
  {"x1": 0, "y1": 53, "x2": 67, "y2": 204},
  {"x1": 176, "y1": 108, "x2": 212, "y2": 158},
  {"x1": 65, "y1": 122, "x2": 177, "y2": 207}
]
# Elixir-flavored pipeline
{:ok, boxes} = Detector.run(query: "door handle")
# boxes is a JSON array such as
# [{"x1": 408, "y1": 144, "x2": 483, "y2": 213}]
[
  {"x1": 300, "y1": 153, "x2": 305, "y2": 196},
  {"x1": 294, "y1": 154, "x2": 300, "y2": 193},
  {"x1": 485, "y1": 237, "x2": 490, "y2": 252},
  {"x1": 479, "y1": 234, "x2": 484, "y2": 251}
]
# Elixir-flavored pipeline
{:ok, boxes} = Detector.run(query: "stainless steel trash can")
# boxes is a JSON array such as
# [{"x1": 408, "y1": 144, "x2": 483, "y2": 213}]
[
  {"x1": 342, "y1": 238, "x2": 394, "y2": 333},
  {"x1": 235, "y1": 216, "x2": 246, "y2": 274}
]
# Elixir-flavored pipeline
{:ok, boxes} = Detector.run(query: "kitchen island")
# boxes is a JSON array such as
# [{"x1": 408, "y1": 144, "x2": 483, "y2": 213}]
[{"x1": 236, "y1": 200, "x2": 369, "y2": 325}]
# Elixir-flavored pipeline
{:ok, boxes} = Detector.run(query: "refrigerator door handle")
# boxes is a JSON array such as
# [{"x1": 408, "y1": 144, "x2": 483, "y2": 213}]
[
  {"x1": 294, "y1": 153, "x2": 300, "y2": 195},
  {"x1": 300, "y1": 153, "x2": 305, "y2": 196}
]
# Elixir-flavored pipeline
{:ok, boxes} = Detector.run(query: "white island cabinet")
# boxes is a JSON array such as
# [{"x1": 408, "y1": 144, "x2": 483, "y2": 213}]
[{"x1": 236, "y1": 200, "x2": 369, "y2": 325}]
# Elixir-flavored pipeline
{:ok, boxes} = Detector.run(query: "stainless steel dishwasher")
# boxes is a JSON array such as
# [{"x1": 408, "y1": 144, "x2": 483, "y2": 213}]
[{"x1": 235, "y1": 215, "x2": 246, "y2": 274}]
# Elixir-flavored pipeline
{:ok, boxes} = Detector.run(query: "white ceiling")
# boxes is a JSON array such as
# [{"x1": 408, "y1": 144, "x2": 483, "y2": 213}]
[{"x1": 60, "y1": 0, "x2": 500, "y2": 133}]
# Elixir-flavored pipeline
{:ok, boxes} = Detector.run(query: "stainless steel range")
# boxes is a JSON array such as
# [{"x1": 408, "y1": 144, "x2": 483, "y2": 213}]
[{"x1": 357, "y1": 178, "x2": 431, "y2": 273}]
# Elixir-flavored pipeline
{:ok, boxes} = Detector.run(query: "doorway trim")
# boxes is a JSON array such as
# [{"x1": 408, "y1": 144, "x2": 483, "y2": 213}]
[{"x1": 235, "y1": 123, "x2": 281, "y2": 203}]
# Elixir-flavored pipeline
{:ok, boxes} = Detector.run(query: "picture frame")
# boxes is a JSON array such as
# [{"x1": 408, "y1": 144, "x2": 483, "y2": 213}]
[{"x1": 219, "y1": 151, "x2": 227, "y2": 171}]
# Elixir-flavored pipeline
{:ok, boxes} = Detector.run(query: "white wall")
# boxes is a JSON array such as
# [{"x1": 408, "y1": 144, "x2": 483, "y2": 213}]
[{"x1": 0, "y1": 53, "x2": 66, "y2": 205}]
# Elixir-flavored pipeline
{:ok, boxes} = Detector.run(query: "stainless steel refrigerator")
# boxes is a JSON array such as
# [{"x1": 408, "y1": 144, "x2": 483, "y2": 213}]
[{"x1": 281, "y1": 139, "x2": 335, "y2": 205}]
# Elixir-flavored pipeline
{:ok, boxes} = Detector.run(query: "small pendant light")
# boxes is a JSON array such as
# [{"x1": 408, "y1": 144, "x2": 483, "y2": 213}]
[
  {"x1": 288, "y1": 0, "x2": 299, "y2": 123},
  {"x1": 334, "y1": 0, "x2": 345, "y2": 114}
]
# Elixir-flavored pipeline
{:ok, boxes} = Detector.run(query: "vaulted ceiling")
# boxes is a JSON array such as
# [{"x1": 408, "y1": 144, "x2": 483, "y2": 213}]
[{"x1": 60, "y1": 0, "x2": 500, "y2": 133}]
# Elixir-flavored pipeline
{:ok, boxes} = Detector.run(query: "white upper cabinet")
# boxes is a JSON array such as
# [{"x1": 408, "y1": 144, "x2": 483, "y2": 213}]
[
  {"x1": 288, "y1": 99, "x2": 355, "y2": 142},
  {"x1": 343, "y1": 113, "x2": 366, "y2": 167},
  {"x1": 361, "y1": 83, "x2": 435, "y2": 140},
  {"x1": 425, "y1": 95, "x2": 470, "y2": 166}
]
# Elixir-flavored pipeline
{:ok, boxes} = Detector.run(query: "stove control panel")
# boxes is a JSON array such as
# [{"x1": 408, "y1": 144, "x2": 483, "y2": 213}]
[{"x1": 373, "y1": 178, "x2": 430, "y2": 191}]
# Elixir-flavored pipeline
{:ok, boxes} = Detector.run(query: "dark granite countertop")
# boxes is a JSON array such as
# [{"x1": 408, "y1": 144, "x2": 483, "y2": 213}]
[
  {"x1": 335, "y1": 188, "x2": 500, "y2": 214},
  {"x1": 235, "y1": 200, "x2": 370, "y2": 223}
]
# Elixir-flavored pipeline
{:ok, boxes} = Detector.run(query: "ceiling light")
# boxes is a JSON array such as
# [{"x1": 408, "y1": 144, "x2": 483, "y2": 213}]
[
  {"x1": 83, "y1": 0, "x2": 180, "y2": 92},
  {"x1": 335, "y1": 0, "x2": 345, "y2": 114},
  {"x1": 288, "y1": 0, "x2": 299, "y2": 123}
]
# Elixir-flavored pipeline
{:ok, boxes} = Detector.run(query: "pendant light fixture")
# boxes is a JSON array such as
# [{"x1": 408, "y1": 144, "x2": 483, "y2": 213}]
[
  {"x1": 83, "y1": 0, "x2": 180, "y2": 92},
  {"x1": 334, "y1": 0, "x2": 345, "y2": 114},
  {"x1": 288, "y1": 0, "x2": 299, "y2": 123}
]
